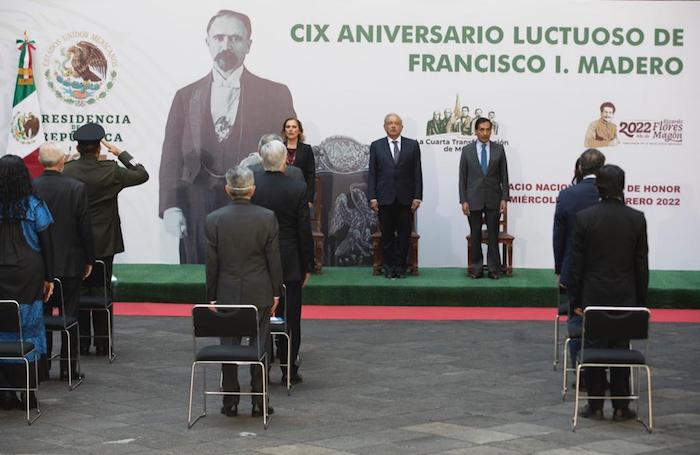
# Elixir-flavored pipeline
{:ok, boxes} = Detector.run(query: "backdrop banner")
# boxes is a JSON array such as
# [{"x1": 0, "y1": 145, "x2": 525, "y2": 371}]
[{"x1": 1, "y1": 0, "x2": 698, "y2": 270}]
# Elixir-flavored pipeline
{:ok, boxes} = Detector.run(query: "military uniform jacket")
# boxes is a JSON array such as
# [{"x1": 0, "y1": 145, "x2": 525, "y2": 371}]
[{"x1": 63, "y1": 152, "x2": 149, "y2": 258}]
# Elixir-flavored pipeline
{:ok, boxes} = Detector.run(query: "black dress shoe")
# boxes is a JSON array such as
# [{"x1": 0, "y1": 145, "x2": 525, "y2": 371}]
[
  {"x1": 252, "y1": 404, "x2": 274, "y2": 416},
  {"x1": 612, "y1": 408, "x2": 636, "y2": 422},
  {"x1": 220, "y1": 404, "x2": 238, "y2": 417},
  {"x1": 469, "y1": 272, "x2": 483, "y2": 279},
  {"x1": 60, "y1": 371, "x2": 85, "y2": 382},
  {"x1": 396, "y1": 270, "x2": 407, "y2": 279},
  {"x1": 580, "y1": 405, "x2": 604, "y2": 420},
  {"x1": 488, "y1": 273, "x2": 500, "y2": 280}
]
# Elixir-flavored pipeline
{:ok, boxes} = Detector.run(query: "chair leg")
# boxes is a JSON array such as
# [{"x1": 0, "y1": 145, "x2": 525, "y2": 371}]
[
  {"x1": 562, "y1": 338, "x2": 570, "y2": 400},
  {"x1": 25, "y1": 357, "x2": 40, "y2": 425},
  {"x1": 285, "y1": 333, "x2": 291, "y2": 395},
  {"x1": 262, "y1": 361, "x2": 269, "y2": 430},
  {"x1": 65, "y1": 327, "x2": 84, "y2": 391},
  {"x1": 571, "y1": 365, "x2": 582, "y2": 431},
  {"x1": 553, "y1": 315, "x2": 560, "y2": 370},
  {"x1": 642, "y1": 366, "x2": 653, "y2": 433},
  {"x1": 187, "y1": 363, "x2": 206, "y2": 428},
  {"x1": 106, "y1": 307, "x2": 116, "y2": 363}
]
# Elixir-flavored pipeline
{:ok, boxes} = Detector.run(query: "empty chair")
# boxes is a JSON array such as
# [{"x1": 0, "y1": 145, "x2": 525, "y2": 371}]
[
  {"x1": 187, "y1": 304, "x2": 271, "y2": 429},
  {"x1": 571, "y1": 306, "x2": 653, "y2": 432}
]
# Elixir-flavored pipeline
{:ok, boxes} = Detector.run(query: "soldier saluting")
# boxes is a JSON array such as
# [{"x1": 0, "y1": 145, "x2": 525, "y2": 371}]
[{"x1": 63, "y1": 123, "x2": 149, "y2": 356}]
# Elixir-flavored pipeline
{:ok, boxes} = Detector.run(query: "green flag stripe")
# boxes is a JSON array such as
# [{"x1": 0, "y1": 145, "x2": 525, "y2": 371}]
[{"x1": 13, "y1": 42, "x2": 36, "y2": 107}]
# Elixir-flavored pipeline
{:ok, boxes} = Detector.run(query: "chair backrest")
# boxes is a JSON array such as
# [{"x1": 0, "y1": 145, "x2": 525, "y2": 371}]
[
  {"x1": 192, "y1": 304, "x2": 260, "y2": 339},
  {"x1": 480, "y1": 203, "x2": 508, "y2": 232},
  {"x1": 0, "y1": 300, "x2": 21, "y2": 334},
  {"x1": 83, "y1": 259, "x2": 107, "y2": 289},
  {"x1": 583, "y1": 306, "x2": 650, "y2": 342}
]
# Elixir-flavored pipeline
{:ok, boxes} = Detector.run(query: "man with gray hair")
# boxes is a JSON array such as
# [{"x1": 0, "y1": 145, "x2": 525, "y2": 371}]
[
  {"x1": 252, "y1": 140, "x2": 313, "y2": 385},
  {"x1": 33, "y1": 142, "x2": 94, "y2": 382},
  {"x1": 244, "y1": 133, "x2": 303, "y2": 182},
  {"x1": 205, "y1": 165, "x2": 283, "y2": 418}
]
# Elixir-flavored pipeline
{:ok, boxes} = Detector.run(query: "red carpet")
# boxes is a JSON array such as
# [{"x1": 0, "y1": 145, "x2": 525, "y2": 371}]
[{"x1": 114, "y1": 303, "x2": 700, "y2": 323}]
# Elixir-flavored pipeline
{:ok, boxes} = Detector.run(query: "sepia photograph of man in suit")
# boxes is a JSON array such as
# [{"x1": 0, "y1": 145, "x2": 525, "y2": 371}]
[
  {"x1": 368, "y1": 113, "x2": 423, "y2": 279},
  {"x1": 159, "y1": 9, "x2": 296, "y2": 264},
  {"x1": 459, "y1": 117, "x2": 509, "y2": 279}
]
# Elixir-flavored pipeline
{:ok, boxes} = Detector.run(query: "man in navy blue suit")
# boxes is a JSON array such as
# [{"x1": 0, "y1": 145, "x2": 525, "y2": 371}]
[
  {"x1": 368, "y1": 113, "x2": 423, "y2": 278},
  {"x1": 553, "y1": 148, "x2": 605, "y2": 364}
]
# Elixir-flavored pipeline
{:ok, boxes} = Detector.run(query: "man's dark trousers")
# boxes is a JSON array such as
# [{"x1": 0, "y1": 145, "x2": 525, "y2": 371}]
[
  {"x1": 468, "y1": 208, "x2": 501, "y2": 275},
  {"x1": 379, "y1": 200, "x2": 412, "y2": 273}
]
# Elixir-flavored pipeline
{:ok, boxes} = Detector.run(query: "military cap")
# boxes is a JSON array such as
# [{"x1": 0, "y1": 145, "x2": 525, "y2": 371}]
[{"x1": 73, "y1": 122, "x2": 105, "y2": 142}]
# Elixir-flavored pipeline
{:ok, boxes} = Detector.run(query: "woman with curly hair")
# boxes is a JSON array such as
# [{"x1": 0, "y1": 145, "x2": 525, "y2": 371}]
[{"x1": 0, "y1": 155, "x2": 54, "y2": 410}]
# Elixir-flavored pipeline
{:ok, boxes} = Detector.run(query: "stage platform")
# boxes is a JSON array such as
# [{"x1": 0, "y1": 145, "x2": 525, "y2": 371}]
[{"x1": 112, "y1": 265, "x2": 700, "y2": 309}]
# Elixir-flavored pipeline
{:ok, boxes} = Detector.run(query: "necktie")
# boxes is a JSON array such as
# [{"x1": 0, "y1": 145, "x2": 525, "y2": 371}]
[
  {"x1": 480, "y1": 143, "x2": 488, "y2": 175},
  {"x1": 392, "y1": 140, "x2": 400, "y2": 163}
]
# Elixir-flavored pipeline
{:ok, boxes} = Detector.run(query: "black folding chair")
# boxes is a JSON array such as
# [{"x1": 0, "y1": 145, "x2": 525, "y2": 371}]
[
  {"x1": 187, "y1": 304, "x2": 270, "y2": 429},
  {"x1": 79, "y1": 259, "x2": 115, "y2": 362},
  {"x1": 44, "y1": 278, "x2": 83, "y2": 390},
  {"x1": 572, "y1": 306, "x2": 653, "y2": 432},
  {"x1": 270, "y1": 284, "x2": 292, "y2": 395},
  {"x1": 0, "y1": 300, "x2": 41, "y2": 424}
]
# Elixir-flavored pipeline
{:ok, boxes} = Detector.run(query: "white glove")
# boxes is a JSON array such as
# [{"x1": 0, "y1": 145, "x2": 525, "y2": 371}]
[{"x1": 163, "y1": 207, "x2": 187, "y2": 238}]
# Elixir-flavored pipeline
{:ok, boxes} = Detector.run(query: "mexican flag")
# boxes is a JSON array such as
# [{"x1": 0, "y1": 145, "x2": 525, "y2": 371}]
[{"x1": 7, "y1": 32, "x2": 44, "y2": 177}]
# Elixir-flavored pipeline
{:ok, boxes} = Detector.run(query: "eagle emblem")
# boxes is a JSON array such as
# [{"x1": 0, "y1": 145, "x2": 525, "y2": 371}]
[
  {"x1": 11, "y1": 112, "x2": 41, "y2": 144},
  {"x1": 44, "y1": 34, "x2": 117, "y2": 106}
]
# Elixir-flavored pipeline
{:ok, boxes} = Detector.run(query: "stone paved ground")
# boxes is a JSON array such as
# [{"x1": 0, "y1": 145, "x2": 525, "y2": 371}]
[{"x1": 1, "y1": 316, "x2": 699, "y2": 454}]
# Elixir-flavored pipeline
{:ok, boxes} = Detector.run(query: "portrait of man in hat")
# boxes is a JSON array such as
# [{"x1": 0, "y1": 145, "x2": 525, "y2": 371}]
[{"x1": 158, "y1": 9, "x2": 296, "y2": 264}]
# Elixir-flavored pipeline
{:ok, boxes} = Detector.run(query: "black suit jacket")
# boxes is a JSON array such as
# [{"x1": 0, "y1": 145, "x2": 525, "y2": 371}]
[
  {"x1": 33, "y1": 171, "x2": 95, "y2": 278},
  {"x1": 251, "y1": 171, "x2": 314, "y2": 282},
  {"x1": 569, "y1": 199, "x2": 649, "y2": 310},
  {"x1": 205, "y1": 199, "x2": 283, "y2": 310},
  {"x1": 553, "y1": 178, "x2": 599, "y2": 287},
  {"x1": 287, "y1": 142, "x2": 316, "y2": 204},
  {"x1": 63, "y1": 152, "x2": 148, "y2": 258},
  {"x1": 367, "y1": 136, "x2": 423, "y2": 206},
  {"x1": 458, "y1": 141, "x2": 509, "y2": 211}
]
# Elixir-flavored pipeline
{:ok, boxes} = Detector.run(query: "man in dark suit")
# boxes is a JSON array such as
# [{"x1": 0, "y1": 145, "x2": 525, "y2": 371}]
[
  {"x1": 368, "y1": 113, "x2": 423, "y2": 278},
  {"x1": 159, "y1": 9, "x2": 296, "y2": 264},
  {"x1": 63, "y1": 123, "x2": 149, "y2": 356},
  {"x1": 569, "y1": 164, "x2": 649, "y2": 421},
  {"x1": 33, "y1": 142, "x2": 95, "y2": 380},
  {"x1": 252, "y1": 140, "x2": 313, "y2": 385},
  {"x1": 459, "y1": 117, "x2": 509, "y2": 279},
  {"x1": 205, "y1": 165, "x2": 283, "y2": 417},
  {"x1": 553, "y1": 148, "x2": 605, "y2": 365}
]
